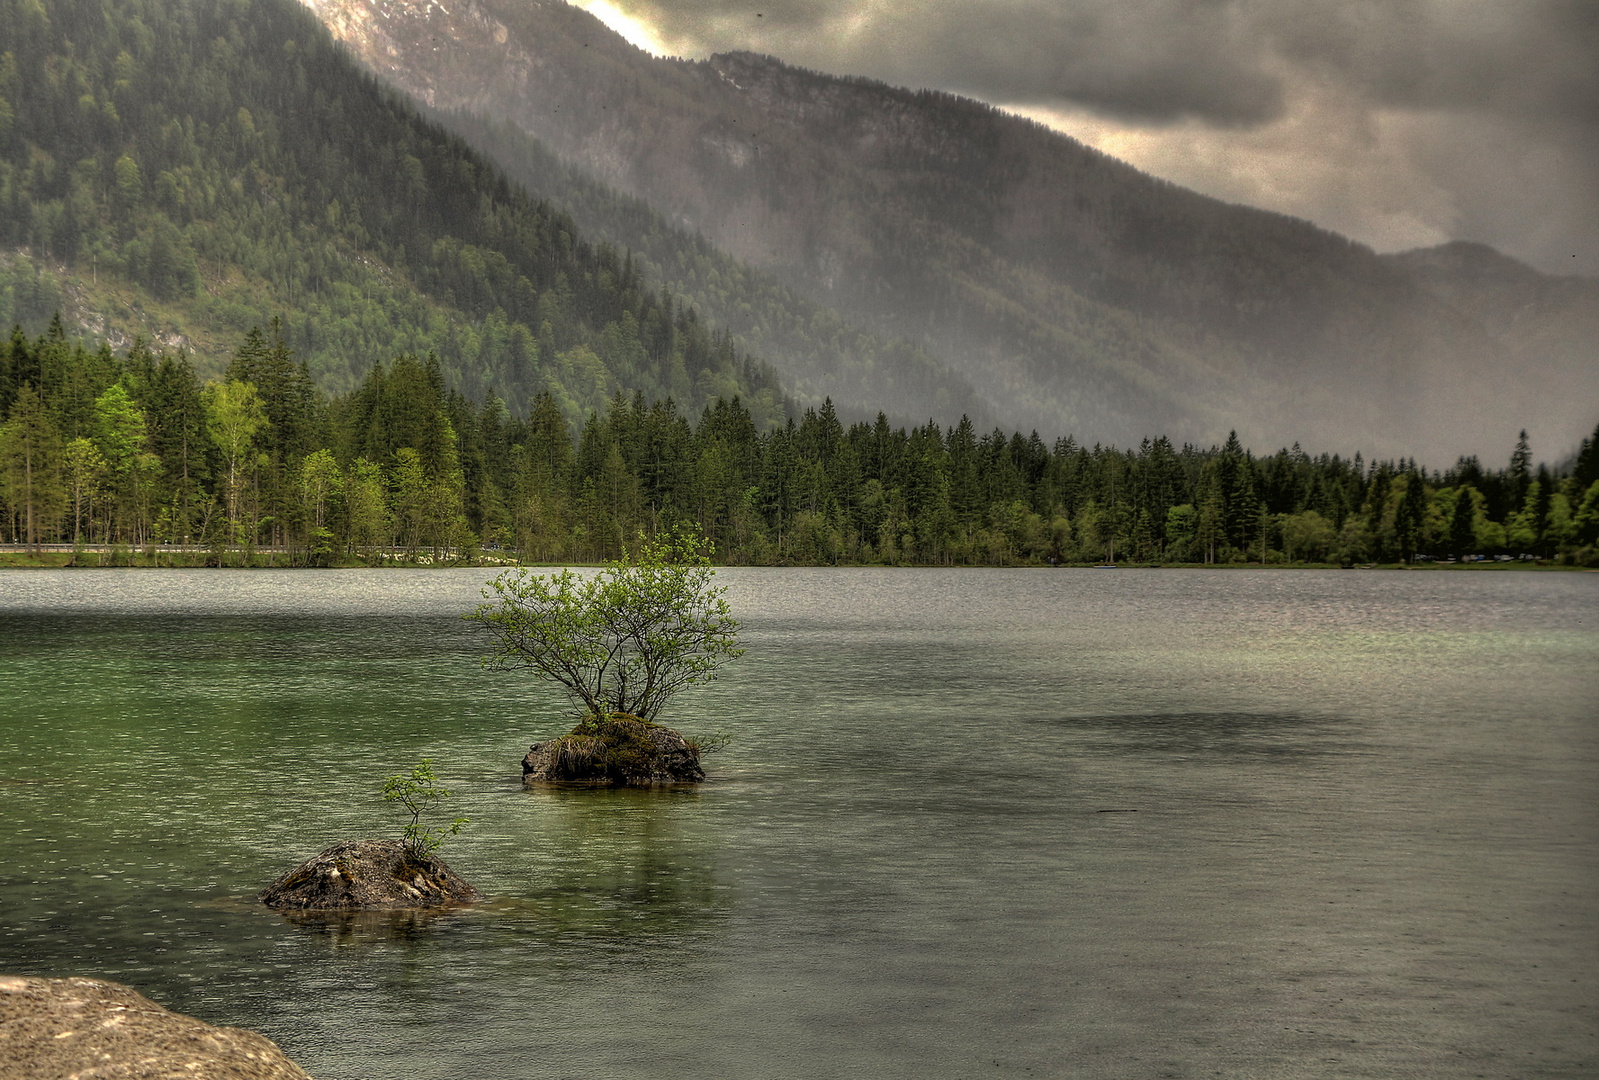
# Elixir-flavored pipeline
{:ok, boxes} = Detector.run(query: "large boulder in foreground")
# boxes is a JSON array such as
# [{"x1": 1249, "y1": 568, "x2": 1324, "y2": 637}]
[
  {"x1": 524, "y1": 714, "x2": 705, "y2": 785},
  {"x1": 258, "y1": 839, "x2": 479, "y2": 911},
  {"x1": 0, "y1": 974, "x2": 313, "y2": 1079}
]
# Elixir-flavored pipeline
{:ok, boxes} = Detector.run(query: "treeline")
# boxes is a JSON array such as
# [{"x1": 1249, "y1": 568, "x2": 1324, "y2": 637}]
[{"x1": 4, "y1": 324, "x2": 1597, "y2": 567}]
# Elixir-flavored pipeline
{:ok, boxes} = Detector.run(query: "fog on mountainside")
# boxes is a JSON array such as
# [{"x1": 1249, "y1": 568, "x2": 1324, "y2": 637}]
[
  {"x1": 435, "y1": 108, "x2": 992, "y2": 431},
  {"x1": 301, "y1": 0, "x2": 1597, "y2": 464}
]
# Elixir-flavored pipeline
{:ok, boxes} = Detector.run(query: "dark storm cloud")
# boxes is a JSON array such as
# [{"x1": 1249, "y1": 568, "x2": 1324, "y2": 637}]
[
  {"x1": 830, "y1": 3, "x2": 1287, "y2": 126},
  {"x1": 628, "y1": 0, "x2": 1599, "y2": 124},
  {"x1": 1273, "y1": 0, "x2": 1598, "y2": 122},
  {"x1": 605, "y1": 0, "x2": 1599, "y2": 272},
  {"x1": 636, "y1": 0, "x2": 1292, "y2": 124}
]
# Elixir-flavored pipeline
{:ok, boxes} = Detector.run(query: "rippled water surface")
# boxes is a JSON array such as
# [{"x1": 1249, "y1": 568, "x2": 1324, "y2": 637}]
[{"x1": 1, "y1": 567, "x2": 1595, "y2": 1078}]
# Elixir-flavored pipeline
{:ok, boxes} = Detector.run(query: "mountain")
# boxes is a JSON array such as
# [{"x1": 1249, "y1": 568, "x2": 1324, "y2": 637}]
[
  {"x1": 0, "y1": 0, "x2": 788, "y2": 424},
  {"x1": 432, "y1": 107, "x2": 991, "y2": 430},
  {"x1": 301, "y1": 0, "x2": 1597, "y2": 462},
  {"x1": 1382, "y1": 241, "x2": 1599, "y2": 461}
]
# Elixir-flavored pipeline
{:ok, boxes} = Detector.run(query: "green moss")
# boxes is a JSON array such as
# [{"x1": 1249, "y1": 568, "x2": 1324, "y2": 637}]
[{"x1": 555, "y1": 713, "x2": 656, "y2": 781}]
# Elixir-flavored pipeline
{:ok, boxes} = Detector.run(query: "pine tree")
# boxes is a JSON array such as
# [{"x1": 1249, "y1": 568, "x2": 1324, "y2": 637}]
[
  {"x1": 1449, "y1": 486, "x2": 1479, "y2": 560},
  {"x1": 1509, "y1": 430, "x2": 1532, "y2": 507},
  {"x1": 0, "y1": 385, "x2": 65, "y2": 551},
  {"x1": 1574, "y1": 422, "x2": 1599, "y2": 490},
  {"x1": 1395, "y1": 468, "x2": 1430, "y2": 562}
]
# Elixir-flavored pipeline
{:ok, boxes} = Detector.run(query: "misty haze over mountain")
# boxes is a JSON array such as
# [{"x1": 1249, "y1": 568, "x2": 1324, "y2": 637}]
[
  {"x1": 584, "y1": 0, "x2": 1599, "y2": 282},
  {"x1": 302, "y1": 0, "x2": 1595, "y2": 464}
]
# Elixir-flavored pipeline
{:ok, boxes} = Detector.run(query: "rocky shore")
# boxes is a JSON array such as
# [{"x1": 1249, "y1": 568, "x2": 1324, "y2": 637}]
[{"x1": 0, "y1": 975, "x2": 314, "y2": 1079}]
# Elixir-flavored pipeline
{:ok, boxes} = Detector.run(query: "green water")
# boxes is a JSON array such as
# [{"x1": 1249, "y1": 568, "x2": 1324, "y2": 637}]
[{"x1": 1, "y1": 568, "x2": 1595, "y2": 1078}]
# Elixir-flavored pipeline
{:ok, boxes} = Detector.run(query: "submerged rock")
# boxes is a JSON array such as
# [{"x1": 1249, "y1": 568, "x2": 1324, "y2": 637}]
[
  {"x1": 258, "y1": 839, "x2": 479, "y2": 911},
  {"x1": 0, "y1": 974, "x2": 313, "y2": 1079},
  {"x1": 523, "y1": 714, "x2": 705, "y2": 785}
]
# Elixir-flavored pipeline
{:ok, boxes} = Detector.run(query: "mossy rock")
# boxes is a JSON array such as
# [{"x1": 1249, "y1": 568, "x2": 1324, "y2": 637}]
[
  {"x1": 523, "y1": 713, "x2": 705, "y2": 786},
  {"x1": 258, "y1": 839, "x2": 479, "y2": 911}
]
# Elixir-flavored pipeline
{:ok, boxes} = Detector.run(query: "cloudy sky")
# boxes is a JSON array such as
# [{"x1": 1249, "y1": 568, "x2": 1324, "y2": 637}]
[{"x1": 572, "y1": 0, "x2": 1597, "y2": 276}]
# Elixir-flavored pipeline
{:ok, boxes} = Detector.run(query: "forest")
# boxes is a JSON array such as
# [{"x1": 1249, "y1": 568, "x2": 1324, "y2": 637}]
[
  {"x1": 0, "y1": 0, "x2": 785, "y2": 423},
  {"x1": 3, "y1": 320, "x2": 1596, "y2": 568}
]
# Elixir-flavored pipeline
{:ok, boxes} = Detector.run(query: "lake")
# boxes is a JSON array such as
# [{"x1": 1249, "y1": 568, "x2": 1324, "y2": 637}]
[{"x1": 1, "y1": 567, "x2": 1595, "y2": 1079}]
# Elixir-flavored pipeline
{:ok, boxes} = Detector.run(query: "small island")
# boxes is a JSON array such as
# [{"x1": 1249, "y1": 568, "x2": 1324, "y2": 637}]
[
  {"x1": 258, "y1": 838, "x2": 479, "y2": 911},
  {"x1": 469, "y1": 526, "x2": 741, "y2": 787},
  {"x1": 523, "y1": 712, "x2": 707, "y2": 785},
  {"x1": 261, "y1": 760, "x2": 476, "y2": 912}
]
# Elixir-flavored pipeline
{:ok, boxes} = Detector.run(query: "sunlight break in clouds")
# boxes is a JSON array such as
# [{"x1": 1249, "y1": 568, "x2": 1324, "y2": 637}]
[
  {"x1": 1002, "y1": 82, "x2": 1462, "y2": 257},
  {"x1": 570, "y1": 0, "x2": 671, "y2": 55}
]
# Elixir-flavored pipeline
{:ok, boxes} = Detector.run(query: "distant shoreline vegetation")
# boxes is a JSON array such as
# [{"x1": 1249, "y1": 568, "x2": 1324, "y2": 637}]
[
  {"x1": 0, "y1": 549, "x2": 1586, "y2": 571},
  {"x1": 3, "y1": 323, "x2": 1597, "y2": 570}
]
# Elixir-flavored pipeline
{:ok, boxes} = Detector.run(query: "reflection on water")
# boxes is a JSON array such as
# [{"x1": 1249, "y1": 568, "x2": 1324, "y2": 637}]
[
  {"x1": 268, "y1": 905, "x2": 478, "y2": 946},
  {"x1": 1, "y1": 567, "x2": 1596, "y2": 1079}
]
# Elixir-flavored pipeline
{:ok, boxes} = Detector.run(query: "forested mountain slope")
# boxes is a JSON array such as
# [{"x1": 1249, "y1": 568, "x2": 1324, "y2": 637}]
[
  {"x1": 436, "y1": 108, "x2": 990, "y2": 429},
  {"x1": 0, "y1": 0, "x2": 786, "y2": 423},
  {"x1": 302, "y1": 0, "x2": 1597, "y2": 462}
]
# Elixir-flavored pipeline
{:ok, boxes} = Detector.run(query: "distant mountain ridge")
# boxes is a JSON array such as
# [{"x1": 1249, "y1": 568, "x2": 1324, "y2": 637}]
[
  {"x1": 432, "y1": 107, "x2": 992, "y2": 430},
  {"x1": 301, "y1": 0, "x2": 1597, "y2": 462},
  {"x1": 1384, "y1": 241, "x2": 1599, "y2": 374}
]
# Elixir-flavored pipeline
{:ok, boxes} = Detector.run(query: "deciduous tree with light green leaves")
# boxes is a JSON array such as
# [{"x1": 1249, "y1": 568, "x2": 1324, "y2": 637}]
[
  {"x1": 203, "y1": 380, "x2": 268, "y2": 550},
  {"x1": 62, "y1": 436, "x2": 106, "y2": 545},
  {"x1": 345, "y1": 457, "x2": 389, "y2": 556},
  {"x1": 299, "y1": 448, "x2": 344, "y2": 564},
  {"x1": 468, "y1": 526, "x2": 742, "y2": 722}
]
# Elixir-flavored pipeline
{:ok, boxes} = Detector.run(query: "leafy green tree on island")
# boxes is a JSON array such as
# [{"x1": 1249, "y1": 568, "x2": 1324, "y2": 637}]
[{"x1": 468, "y1": 526, "x2": 743, "y2": 724}]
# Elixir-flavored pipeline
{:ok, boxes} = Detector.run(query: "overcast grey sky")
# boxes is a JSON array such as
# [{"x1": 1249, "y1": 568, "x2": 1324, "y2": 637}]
[{"x1": 574, "y1": 0, "x2": 1598, "y2": 276}]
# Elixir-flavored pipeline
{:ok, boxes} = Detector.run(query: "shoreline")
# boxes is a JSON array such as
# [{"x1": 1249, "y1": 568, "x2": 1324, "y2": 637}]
[{"x1": 0, "y1": 551, "x2": 1586, "y2": 572}]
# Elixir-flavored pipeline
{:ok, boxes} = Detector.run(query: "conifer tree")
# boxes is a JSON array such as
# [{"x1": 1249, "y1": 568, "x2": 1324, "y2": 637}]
[
  {"x1": 0, "y1": 385, "x2": 65, "y2": 551},
  {"x1": 1510, "y1": 430, "x2": 1532, "y2": 507},
  {"x1": 1449, "y1": 486, "x2": 1479, "y2": 560}
]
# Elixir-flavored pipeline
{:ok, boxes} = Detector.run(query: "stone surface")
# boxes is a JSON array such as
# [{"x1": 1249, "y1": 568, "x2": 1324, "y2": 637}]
[
  {"x1": 0, "y1": 974, "x2": 313, "y2": 1079},
  {"x1": 523, "y1": 715, "x2": 706, "y2": 785},
  {"x1": 257, "y1": 839, "x2": 479, "y2": 911}
]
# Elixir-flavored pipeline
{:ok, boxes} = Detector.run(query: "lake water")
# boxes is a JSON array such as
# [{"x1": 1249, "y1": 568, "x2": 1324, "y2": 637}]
[{"x1": 0, "y1": 567, "x2": 1595, "y2": 1079}]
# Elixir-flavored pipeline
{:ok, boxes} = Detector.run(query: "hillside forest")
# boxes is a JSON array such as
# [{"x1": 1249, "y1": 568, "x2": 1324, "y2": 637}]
[
  {"x1": 3, "y1": 322, "x2": 1596, "y2": 567},
  {"x1": 0, "y1": 0, "x2": 787, "y2": 424}
]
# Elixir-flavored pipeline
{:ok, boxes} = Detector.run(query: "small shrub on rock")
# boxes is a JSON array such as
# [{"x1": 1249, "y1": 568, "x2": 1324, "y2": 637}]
[
  {"x1": 469, "y1": 526, "x2": 742, "y2": 721},
  {"x1": 257, "y1": 839, "x2": 479, "y2": 910},
  {"x1": 381, "y1": 758, "x2": 468, "y2": 856}
]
